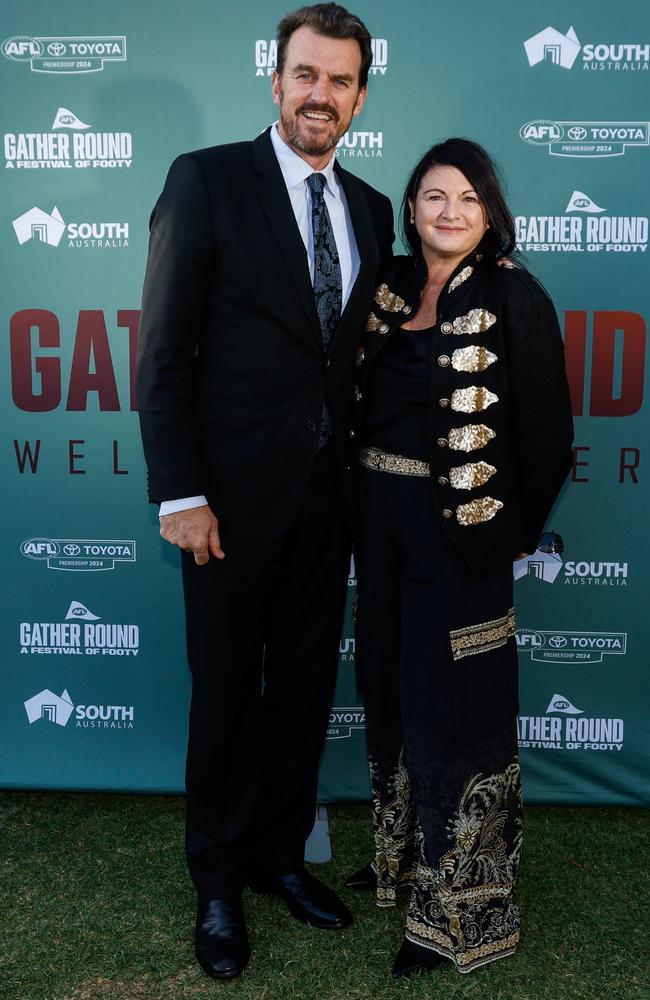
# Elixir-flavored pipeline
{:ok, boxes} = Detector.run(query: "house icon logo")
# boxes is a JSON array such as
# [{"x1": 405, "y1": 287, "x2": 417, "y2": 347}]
[
  {"x1": 12, "y1": 206, "x2": 65, "y2": 246},
  {"x1": 514, "y1": 549, "x2": 563, "y2": 584},
  {"x1": 524, "y1": 26, "x2": 581, "y2": 69},
  {"x1": 24, "y1": 688, "x2": 74, "y2": 726}
]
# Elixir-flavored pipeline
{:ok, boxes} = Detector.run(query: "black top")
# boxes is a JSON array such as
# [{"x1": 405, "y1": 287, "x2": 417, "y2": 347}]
[{"x1": 362, "y1": 325, "x2": 433, "y2": 460}]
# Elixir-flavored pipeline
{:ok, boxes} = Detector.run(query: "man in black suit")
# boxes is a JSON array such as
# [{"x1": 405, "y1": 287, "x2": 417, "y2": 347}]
[{"x1": 136, "y1": 2, "x2": 393, "y2": 980}]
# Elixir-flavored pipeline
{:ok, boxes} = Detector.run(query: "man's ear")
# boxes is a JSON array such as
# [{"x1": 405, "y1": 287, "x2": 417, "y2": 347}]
[
  {"x1": 352, "y1": 85, "x2": 367, "y2": 117},
  {"x1": 271, "y1": 70, "x2": 281, "y2": 107}
]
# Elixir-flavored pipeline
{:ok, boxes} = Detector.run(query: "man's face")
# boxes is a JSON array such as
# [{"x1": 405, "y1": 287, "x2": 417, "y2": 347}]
[{"x1": 272, "y1": 25, "x2": 367, "y2": 166}]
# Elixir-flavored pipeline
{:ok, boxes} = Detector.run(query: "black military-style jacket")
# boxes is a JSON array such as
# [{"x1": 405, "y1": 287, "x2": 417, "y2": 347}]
[{"x1": 352, "y1": 251, "x2": 574, "y2": 575}]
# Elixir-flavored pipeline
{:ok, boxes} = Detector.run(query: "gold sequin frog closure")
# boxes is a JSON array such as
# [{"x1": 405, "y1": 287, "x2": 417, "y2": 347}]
[
  {"x1": 451, "y1": 387, "x2": 499, "y2": 414},
  {"x1": 456, "y1": 497, "x2": 504, "y2": 526},
  {"x1": 374, "y1": 283, "x2": 406, "y2": 312},
  {"x1": 448, "y1": 461, "x2": 496, "y2": 490},
  {"x1": 448, "y1": 424, "x2": 496, "y2": 452},
  {"x1": 366, "y1": 312, "x2": 382, "y2": 332},
  {"x1": 448, "y1": 266, "x2": 474, "y2": 293},
  {"x1": 452, "y1": 309, "x2": 496, "y2": 335},
  {"x1": 452, "y1": 346, "x2": 497, "y2": 373}
]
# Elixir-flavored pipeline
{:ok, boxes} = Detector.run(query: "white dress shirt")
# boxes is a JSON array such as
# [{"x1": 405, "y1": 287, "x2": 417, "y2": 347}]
[{"x1": 160, "y1": 124, "x2": 359, "y2": 517}]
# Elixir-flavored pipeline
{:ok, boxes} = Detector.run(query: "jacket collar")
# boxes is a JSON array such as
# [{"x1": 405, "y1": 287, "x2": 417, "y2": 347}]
[
  {"x1": 333, "y1": 159, "x2": 379, "y2": 333},
  {"x1": 438, "y1": 249, "x2": 487, "y2": 303},
  {"x1": 251, "y1": 128, "x2": 321, "y2": 347},
  {"x1": 251, "y1": 127, "x2": 378, "y2": 351}
]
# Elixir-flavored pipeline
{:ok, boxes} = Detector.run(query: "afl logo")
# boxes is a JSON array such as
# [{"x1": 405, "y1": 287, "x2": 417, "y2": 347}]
[
  {"x1": 515, "y1": 629, "x2": 544, "y2": 648},
  {"x1": 1, "y1": 36, "x2": 44, "y2": 61},
  {"x1": 20, "y1": 537, "x2": 59, "y2": 559},
  {"x1": 519, "y1": 119, "x2": 564, "y2": 144}
]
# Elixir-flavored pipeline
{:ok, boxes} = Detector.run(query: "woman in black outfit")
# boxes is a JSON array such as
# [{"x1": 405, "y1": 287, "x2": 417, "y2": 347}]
[{"x1": 347, "y1": 139, "x2": 574, "y2": 978}]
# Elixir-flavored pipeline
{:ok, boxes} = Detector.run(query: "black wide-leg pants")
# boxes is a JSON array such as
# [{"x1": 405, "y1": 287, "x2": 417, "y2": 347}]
[
  {"x1": 356, "y1": 467, "x2": 522, "y2": 974},
  {"x1": 180, "y1": 447, "x2": 351, "y2": 898}
]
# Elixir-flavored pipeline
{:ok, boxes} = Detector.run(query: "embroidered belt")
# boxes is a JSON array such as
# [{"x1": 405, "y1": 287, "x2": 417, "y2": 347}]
[{"x1": 359, "y1": 446, "x2": 429, "y2": 477}]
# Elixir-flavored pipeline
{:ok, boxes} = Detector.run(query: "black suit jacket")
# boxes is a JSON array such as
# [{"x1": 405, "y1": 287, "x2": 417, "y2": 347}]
[{"x1": 136, "y1": 128, "x2": 394, "y2": 540}]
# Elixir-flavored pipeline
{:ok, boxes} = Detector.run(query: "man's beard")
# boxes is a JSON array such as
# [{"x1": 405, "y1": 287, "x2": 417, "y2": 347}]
[{"x1": 279, "y1": 100, "x2": 346, "y2": 157}]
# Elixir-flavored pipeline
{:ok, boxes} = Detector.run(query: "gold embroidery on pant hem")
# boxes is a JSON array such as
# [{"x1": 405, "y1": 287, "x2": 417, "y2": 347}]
[
  {"x1": 369, "y1": 750, "x2": 421, "y2": 908},
  {"x1": 449, "y1": 607, "x2": 516, "y2": 660},
  {"x1": 405, "y1": 760, "x2": 523, "y2": 975},
  {"x1": 405, "y1": 925, "x2": 519, "y2": 973}
]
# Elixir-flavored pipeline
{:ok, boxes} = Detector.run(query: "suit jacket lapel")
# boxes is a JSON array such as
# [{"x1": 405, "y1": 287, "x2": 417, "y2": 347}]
[
  {"x1": 333, "y1": 163, "x2": 379, "y2": 340},
  {"x1": 251, "y1": 129, "x2": 321, "y2": 347}
]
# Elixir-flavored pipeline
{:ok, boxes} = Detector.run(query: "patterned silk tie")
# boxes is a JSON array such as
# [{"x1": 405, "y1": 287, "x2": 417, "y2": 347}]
[
  {"x1": 307, "y1": 172, "x2": 342, "y2": 444},
  {"x1": 307, "y1": 172, "x2": 342, "y2": 347}
]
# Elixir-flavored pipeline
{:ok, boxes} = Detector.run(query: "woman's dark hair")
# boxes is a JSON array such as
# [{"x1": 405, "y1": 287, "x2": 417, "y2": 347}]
[
  {"x1": 402, "y1": 137, "x2": 516, "y2": 263},
  {"x1": 276, "y1": 3, "x2": 373, "y2": 87}
]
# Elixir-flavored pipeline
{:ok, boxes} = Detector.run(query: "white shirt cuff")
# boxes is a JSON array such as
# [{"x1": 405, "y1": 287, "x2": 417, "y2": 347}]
[{"x1": 159, "y1": 495, "x2": 208, "y2": 517}]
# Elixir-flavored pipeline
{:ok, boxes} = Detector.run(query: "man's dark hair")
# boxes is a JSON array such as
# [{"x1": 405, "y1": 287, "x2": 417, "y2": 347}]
[
  {"x1": 402, "y1": 138, "x2": 516, "y2": 263},
  {"x1": 276, "y1": 3, "x2": 373, "y2": 87}
]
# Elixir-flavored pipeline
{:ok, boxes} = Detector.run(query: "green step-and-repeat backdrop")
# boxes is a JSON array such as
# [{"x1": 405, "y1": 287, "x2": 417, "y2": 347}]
[{"x1": 2, "y1": 1, "x2": 648, "y2": 804}]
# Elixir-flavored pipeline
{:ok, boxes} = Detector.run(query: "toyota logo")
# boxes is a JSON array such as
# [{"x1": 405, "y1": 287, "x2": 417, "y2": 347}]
[
  {"x1": 47, "y1": 41, "x2": 66, "y2": 56},
  {"x1": 567, "y1": 126, "x2": 587, "y2": 140},
  {"x1": 63, "y1": 543, "x2": 81, "y2": 556},
  {"x1": 549, "y1": 635, "x2": 568, "y2": 648}
]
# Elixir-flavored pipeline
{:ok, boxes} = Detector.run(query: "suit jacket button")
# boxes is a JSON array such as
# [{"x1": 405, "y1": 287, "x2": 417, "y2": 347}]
[
  {"x1": 438, "y1": 355, "x2": 450, "y2": 367},
  {"x1": 349, "y1": 429, "x2": 356, "y2": 439},
  {"x1": 324, "y1": 357, "x2": 331, "y2": 368},
  {"x1": 354, "y1": 386, "x2": 363, "y2": 402},
  {"x1": 306, "y1": 419, "x2": 317, "y2": 432},
  {"x1": 436, "y1": 437, "x2": 448, "y2": 448},
  {"x1": 442, "y1": 508, "x2": 453, "y2": 519},
  {"x1": 440, "y1": 321, "x2": 453, "y2": 334},
  {"x1": 439, "y1": 397, "x2": 450, "y2": 408},
  {"x1": 437, "y1": 476, "x2": 449, "y2": 486}
]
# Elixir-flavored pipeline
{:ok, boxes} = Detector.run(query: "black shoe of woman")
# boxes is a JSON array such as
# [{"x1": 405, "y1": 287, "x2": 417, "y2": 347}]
[
  {"x1": 391, "y1": 938, "x2": 444, "y2": 979},
  {"x1": 343, "y1": 862, "x2": 376, "y2": 891}
]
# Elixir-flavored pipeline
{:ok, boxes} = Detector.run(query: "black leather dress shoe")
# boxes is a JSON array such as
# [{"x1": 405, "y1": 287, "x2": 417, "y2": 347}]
[
  {"x1": 195, "y1": 895, "x2": 250, "y2": 981},
  {"x1": 391, "y1": 938, "x2": 444, "y2": 979},
  {"x1": 248, "y1": 870, "x2": 352, "y2": 929},
  {"x1": 344, "y1": 862, "x2": 376, "y2": 891}
]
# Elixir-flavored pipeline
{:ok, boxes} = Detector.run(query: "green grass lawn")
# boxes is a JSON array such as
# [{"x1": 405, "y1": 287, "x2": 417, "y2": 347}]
[{"x1": 1, "y1": 793, "x2": 648, "y2": 999}]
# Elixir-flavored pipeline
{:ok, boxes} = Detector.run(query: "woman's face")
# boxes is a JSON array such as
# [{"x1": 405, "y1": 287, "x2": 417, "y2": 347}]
[{"x1": 410, "y1": 164, "x2": 489, "y2": 267}]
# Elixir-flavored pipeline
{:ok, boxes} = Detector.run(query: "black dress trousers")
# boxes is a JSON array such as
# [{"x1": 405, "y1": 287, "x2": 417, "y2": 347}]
[
  {"x1": 181, "y1": 445, "x2": 351, "y2": 898},
  {"x1": 355, "y1": 466, "x2": 522, "y2": 974}
]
